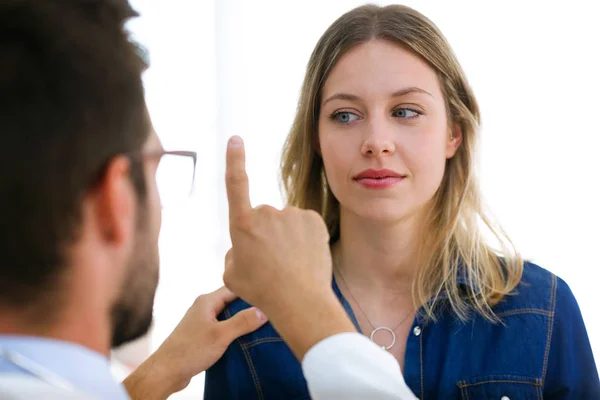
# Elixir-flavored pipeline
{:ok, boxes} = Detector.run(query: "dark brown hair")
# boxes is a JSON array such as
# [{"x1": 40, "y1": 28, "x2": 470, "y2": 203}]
[{"x1": 0, "y1": 0, "x2": 149, "y2": 310}]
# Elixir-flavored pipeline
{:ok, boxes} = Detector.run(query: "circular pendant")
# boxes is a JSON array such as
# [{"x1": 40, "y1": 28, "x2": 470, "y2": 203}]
[{"x1": 370, "y1": 326, "x2": 396, "y2": 350}]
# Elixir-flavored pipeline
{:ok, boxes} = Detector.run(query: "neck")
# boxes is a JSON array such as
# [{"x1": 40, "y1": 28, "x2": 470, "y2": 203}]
[
  {"x1": 0, "y1": 284, "x2": 112, "y2": 357},
  {"x1": 0, "y1": 307, "x2": 111, "y2": 357},
  {"x1": 334, "y1": 208, "x2": 424, "y2": 292}
]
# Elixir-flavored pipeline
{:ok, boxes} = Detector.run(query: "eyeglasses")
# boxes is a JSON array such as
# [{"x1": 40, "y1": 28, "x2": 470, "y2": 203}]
[{"x1": 131, "y1": 150, "x2": 197, "y2": 207}]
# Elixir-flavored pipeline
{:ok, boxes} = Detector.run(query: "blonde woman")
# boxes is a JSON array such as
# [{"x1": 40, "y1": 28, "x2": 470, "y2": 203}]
[{"x1": 205, "y1": 5, "x2": 599, "y2": 399}]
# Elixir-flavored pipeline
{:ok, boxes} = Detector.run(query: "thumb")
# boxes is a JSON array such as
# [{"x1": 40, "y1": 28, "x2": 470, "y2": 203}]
[{"x1": 220, "y1": 307, "x2": 268, "y2": 344}]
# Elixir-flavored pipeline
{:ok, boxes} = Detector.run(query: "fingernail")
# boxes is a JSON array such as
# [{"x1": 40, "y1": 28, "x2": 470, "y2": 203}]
[
  {"x1": 229, "y1": 136, "x2": 243, "y2": 148},
  {"x1": 256, "y1": 309, "x2": 267, "y2": 322}
]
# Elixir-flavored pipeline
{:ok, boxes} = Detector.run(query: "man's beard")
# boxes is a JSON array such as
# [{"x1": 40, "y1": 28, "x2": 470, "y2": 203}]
[{"x1": 110, "y1": 213, "x2": 159, "y2": 348}]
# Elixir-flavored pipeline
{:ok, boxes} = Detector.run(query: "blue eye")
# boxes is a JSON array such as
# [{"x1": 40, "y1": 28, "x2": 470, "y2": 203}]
[
  {"x1": 393, "y1": 108, "x2": 420, "y2": 119},
  {"x1": 332, "y1": 111, "x2": 359, "y2": 124}
]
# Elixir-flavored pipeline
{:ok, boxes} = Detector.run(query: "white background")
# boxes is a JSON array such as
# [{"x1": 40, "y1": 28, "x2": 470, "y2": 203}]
[{"x1": 125, "y1": 1, "x2": 600, "y2": 398}]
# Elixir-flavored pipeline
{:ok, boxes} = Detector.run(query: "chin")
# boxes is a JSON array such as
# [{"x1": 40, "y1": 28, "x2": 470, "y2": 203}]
[
  {"x1": 360, "y1": 209, "x2": 410, "y2": 223},
  {"x1": 111, "y1": 227, "x2": 160, "y2": 348},
  {"x1": 350, "y1": 198, "x2": 418, "y2": 223}
]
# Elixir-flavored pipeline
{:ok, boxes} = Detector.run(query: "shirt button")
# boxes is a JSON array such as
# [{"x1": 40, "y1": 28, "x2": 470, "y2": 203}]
[
  {"x1": 413, "y1": 326, "x2": 422, "y2": 336},
  {"x1": 501, "y1": 397, "x2": 510, "y2": 400}
]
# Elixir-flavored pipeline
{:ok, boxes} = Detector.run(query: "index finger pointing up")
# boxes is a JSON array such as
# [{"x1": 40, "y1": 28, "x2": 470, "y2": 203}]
[{"x1": 226, "y1": 136, "x2": 252, "y2": 226}]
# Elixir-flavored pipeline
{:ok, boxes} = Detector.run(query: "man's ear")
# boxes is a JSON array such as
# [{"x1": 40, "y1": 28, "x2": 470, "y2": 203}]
[{"x1": 92, "y1": 155, "x2": 136, "y2": 246}]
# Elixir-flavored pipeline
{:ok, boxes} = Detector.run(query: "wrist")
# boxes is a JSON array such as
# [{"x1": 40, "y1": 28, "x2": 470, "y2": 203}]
[
  {"x1": 258, "y1": 283, "x2": 333, "y2": 320},
  {"x1": 267, "y1": 287, "x2": 357, "y2": 361},
  {"x1": 123, "y1": 351, "x2": 182, "y2": 400}
]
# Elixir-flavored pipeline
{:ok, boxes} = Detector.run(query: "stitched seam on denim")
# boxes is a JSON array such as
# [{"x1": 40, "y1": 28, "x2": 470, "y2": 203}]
[
  {"x1": 495, "y1": 308, "x2": 553, "y2": 318},
  {"x1": 542, "y1": 273, "x2": 557, "y2": 385},
  {"x1": 459, "y1": 379, "x2": 542, "y2": 388},
  {"x1": 240, "y1": 342, "x2": 263, "y2": 399},
  {"x1": 461, "y1": 381, "x2": 471, "y2": 400},
  {"x1": 536, "y1": 380, "x2": 543, "y2": 399},
  {"x1": 226, "y1": 308, "x2": 264, "y2": 399},
  {"x1": 245, "y1": 338, "x2": 285, "y2": 348}
]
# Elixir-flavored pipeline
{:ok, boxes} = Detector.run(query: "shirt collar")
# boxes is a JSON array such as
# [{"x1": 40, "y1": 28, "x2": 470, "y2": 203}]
[{"x1": 0, "y1": 335, "x2": 130, "y2": 400}]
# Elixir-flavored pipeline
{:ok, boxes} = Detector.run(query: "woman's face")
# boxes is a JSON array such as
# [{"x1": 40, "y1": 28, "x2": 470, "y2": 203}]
[{"x1": 318, "y1": 39, "x2": 461, "y2": 223}]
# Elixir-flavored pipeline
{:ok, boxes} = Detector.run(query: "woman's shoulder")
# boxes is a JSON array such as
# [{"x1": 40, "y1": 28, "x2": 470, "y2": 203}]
[
  {"x1": 220, "y1": 297, "x2": 253, "y2": 319},
  {"x1": 219, "y1": 298, "x2": 285, "y2": 345},
  {"x1": 494, "y1": 260, "x2": 573, "y2": 316},
  {"x1": 208, "y1": 298, "x2": 311, "y2": 399}
]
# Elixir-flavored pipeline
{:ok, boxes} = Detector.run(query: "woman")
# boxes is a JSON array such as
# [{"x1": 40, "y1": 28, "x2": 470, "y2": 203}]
[{"x1": 205, "y1": 4, "x2": 599, "y2": 399}]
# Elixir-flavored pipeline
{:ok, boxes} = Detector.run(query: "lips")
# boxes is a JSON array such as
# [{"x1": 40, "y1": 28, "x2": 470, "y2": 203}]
[
  {"x1": 353, "y1": 169, "x2": 406, "y2": 189},
  {"x1": 353, "y1": 169, "x2": 404, "y2": 180}
]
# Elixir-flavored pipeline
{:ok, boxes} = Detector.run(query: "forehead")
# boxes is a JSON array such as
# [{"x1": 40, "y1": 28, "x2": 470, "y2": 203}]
[{"x1": 322, "y1": 39, "x2": 442, "y2": 100}]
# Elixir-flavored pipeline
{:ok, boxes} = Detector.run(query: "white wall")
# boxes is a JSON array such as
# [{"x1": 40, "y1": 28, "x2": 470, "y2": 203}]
[
  {"x1": 127, "y1": 1, "x2": 600, "y2": 397},
  {"x1": 125, "y1": 1, "x2": 220, "y2": 397}
]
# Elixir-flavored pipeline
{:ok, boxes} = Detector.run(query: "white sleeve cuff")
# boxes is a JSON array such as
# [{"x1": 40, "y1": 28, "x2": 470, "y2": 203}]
[{"x1": 301, "y1": 332, "x2": 418, "y2": 400}]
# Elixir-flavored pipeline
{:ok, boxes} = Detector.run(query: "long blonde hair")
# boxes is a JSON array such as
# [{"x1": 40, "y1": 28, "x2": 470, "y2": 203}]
[{"x1": 280, "y1": 4, "x2": 523, "y2": 322}]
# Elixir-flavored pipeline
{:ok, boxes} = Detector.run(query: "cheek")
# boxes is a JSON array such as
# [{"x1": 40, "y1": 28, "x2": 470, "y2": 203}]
[
  {"x1": 144, "y1": 170, "x2": 162, "y2": 238},
  {"x1": 406, "y1": 134, "x2": 448, "y2": 195},
  {"x1": 319, "y1": 135, "x2": 354, "y2": 193},
  {"x1": 321, "y1": 149, "x2": 342, "y2": 193},
  {"x1": 150, "y1": 184, "x2": 162, "y2": 234}
]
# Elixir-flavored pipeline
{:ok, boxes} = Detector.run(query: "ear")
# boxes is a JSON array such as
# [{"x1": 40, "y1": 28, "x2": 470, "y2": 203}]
[
  {"x1": 446, "y1": 123, "x2": 463, "y2": 159},
  {"x1": 91, "y1": 156, "x2": 137, "y2": 247}
]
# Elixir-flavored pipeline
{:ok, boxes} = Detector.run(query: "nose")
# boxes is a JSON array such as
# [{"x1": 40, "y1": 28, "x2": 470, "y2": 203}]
[{"x1": 360, "y1": 119, "x2": 396, "y2": 157}]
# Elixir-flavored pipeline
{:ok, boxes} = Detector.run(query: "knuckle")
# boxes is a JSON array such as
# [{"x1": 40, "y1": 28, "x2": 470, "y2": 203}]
[
  {"x1": 222, "y1": 269, "x2": 234, "y2": 289},
  {"x1": 300, "y1": 208, "x2": 321, "y2": 224},
  {"x1": 193, "y1": 294, "x2": 206, "y2": 309},
  {"x1": 231, "y1": 213, "x2": 253, "y2": 231},
  {"x1": 256, "y1": 204, "x2": 277, "y2": 214},
  {"x1": 224, "y1": 249, "x2": 233, "y2": 264},
  {"x1": 226, "y1": 170, "x2": 248, "y2": 184},
  {"x1": 209, "y1": 324, "x2": 224, "y2": 344},
  {"x1": 240, "y1": 310, "x2": 253, "y2": 331},
  {"x1": 305, "y1": 209, "x2": 321, "y2": 220},
  {"x1": 282, "y1": 205, "x2": 298, "y2": 213},
  {"x1": 310, "y1": 211, "x2": 327, "y2": 227},
  {"x1": 311, "y1": 208, "x2": 324, "y2": 217},
  {"x1": 282, "y1": 206, "x2": 300, "y2": 220}
]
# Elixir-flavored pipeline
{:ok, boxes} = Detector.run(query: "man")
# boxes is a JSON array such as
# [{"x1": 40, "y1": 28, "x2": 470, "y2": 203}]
[{"x1": 0, "y1": 1, "x2": 415, "y2": 399}]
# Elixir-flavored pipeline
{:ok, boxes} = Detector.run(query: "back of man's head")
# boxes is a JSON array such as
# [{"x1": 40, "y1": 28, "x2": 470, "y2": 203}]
[{"x1": 0, "y1": 0, "x2": 149, "y2": 316}]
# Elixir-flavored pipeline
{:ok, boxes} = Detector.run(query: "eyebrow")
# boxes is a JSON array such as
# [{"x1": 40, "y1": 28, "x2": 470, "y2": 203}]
[{"x1": 322, "y1": 87, "x2": 434, "y2": 106}]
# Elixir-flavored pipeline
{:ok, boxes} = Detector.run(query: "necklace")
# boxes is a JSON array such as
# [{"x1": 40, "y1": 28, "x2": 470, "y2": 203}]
[{"x1": 334, "y1": 257, "x2": 414, "y2": 351}]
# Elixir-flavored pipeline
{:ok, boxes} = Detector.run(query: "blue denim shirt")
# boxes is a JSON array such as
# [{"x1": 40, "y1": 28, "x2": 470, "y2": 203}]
[{"x1": 205, "y1": 262, "x2": 600, "y2": 399}]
